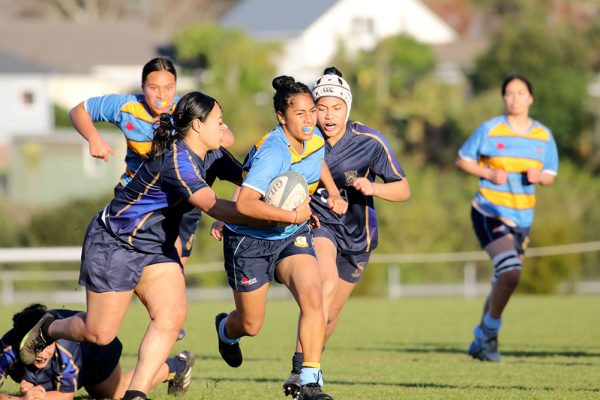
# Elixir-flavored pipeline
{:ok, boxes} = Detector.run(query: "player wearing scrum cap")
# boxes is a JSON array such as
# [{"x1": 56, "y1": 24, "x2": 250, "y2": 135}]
[
  {"x1": 214, "y1": 75, "x2": 347, "y2": 400},
  {"x1": 282, "y1": 67, "x2": 411, "y2": 398}
]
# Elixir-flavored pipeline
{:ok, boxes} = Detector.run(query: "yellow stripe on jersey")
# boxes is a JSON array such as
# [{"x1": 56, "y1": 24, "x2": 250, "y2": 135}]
[
  {"x1": 173, "y1": 143, "x2": 204, "y2": 196},
  {"x1": 115, "y1": 172, "x2": 161, "y2": 216},
  {"x1": 120, "y1": 102, "x2": 154, "y2": 123},
  {"x1": 363, "y1": 169, "x2": 372, "y2": 252},
  {"x1": 480, "y1": 156, "x2": 543, "y2": 173},
  {"x1": 56, "y1": 342, "x2": 80, "y2": 390},
  {"x1": 289, "y1": 134, "x2": 325, "y2": 164},
  {"x1": 487, "y1": 124, "x2": 550, "y2": 141},
  {"x1": 480, "y1": 188, "x2": 536, "y2": 209},
  {"x1": 129, "y1": 212, "x2": 154, "y2": 246},
  {"x1": 352, "y1": 129, "x2": 404, "y2": 178},
  {"x1": 127, "y1": 139, "x2": 153, "y2": 157},
  {"x1": 307, "y1": 181, "x2": 319, "y2": 195}
]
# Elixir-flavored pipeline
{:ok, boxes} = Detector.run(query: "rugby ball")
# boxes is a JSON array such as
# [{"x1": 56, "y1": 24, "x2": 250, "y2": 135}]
[{"x1": 263, "y1": 171, "x2": 309, "y2": 210}]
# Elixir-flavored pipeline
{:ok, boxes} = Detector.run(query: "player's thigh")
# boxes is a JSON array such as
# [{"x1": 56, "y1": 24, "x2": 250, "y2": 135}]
[
  {"x1": 135, "y1": 262, "x2": 187, "y2": 322},
  {"x1": 278, "y1": 254, "x2": 322, "y2": 308},
  {"x1": 314, "y1": 235, "x2": 339, "y2": 284},
  {"x1": 232, "y1": 283, "x2": 270, "y2": 326},
  {"x1": 85, "y1": 363, "x2": 125, "y2": 399},
  {"x1": 328, "y1": 279, "x2": 356, "y2": 319},
  {"x1": 85, "y1": 289, "x2": 134, "y2": 338},
  {"x1": 484, "y1": 234, "x2": 517, "y2": 258}
]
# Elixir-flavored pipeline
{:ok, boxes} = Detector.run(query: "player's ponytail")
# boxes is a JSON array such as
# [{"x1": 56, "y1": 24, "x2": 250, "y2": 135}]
[{"x1": 149, "y1": 113, "x2": 176, "y2": 158}]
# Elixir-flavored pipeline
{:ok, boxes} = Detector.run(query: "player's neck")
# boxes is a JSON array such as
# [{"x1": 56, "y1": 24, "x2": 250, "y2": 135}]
[
  {"x1": 326, "y1": 124, "x2": 347, "y2": 146},
  {"x1": 506, "y1": 113, "x2": 532, "y2": 134}
]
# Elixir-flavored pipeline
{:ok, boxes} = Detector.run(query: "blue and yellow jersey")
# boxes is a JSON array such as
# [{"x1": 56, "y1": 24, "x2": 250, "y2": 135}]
[
  {"x1": 0, "y1": 310, "x2": 87, "y2": 393},
  {"x1": 85, "y1": 93, "x2": 179, "y2": 187},
  {"x1": 226, "y1": 125, "x2": 325, "y2": 240},
  {"x1": 310, "y1": 121, "x2": 405, "y2": 254},
  {"x1": 458, "y1": 115, "x2": 559, "y2": 228},
  {"x1": 103, "y1": 141, "x2": 241, "y2": 254}
]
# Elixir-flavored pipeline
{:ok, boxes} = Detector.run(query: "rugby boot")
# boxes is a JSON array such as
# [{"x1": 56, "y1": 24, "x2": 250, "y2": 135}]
[
  {"x1": 168, "y1": 350, "x2": 195, "y2": 396},
  {"x1": 282, "y1": 369, "x2": 301, "y2": 398},
  {"x1": 19, "y1": 312, "x2": 55, "y2": 365},
  {"x1": 298, "y1": 383, "x2": 333, "y2": 400},
  {"x1": 468, "y1": 325, "x2": 500, "y2": 362},
  {"x1": 215, "y1": 312, "x2": 243, "y2": 367}
]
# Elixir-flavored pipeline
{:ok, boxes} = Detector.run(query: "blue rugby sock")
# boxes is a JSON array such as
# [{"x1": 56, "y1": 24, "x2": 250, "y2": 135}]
[
  {"x1": 166, "y1": 356, "x2": 186, "y2": 379},
  {"x1": 218, "y1": 315, "x2": 240, "y2": 345},
  {"x1": 482, "y1": 313, "x2": 502, "y2": 336}
]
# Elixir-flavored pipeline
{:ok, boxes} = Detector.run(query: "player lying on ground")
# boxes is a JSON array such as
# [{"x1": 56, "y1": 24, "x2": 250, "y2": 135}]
[{"x1": 0, "y1": 304, "x2": 194, "y2": 400}]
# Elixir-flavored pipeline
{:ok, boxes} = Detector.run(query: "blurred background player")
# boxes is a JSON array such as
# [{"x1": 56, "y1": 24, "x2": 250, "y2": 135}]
[
  {"x1": 1, "y1": 304, "x2": 193, "y2": 400},
  {"x1": 19, "y1": 91, "x2": 252, "y2": 400},
  {"x1": 215, "y1": 75, "x2": 347, "y2": 400},
  {"x1": 456, "y1": 74, "x2": 559, "y2": 362},
  {"x1": 282, "y1": 67, "x2": 410, "y2": 397}
]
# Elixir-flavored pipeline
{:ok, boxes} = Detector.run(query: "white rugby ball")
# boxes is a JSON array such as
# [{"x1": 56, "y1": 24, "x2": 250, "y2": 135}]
[{"x1": 263, "y1": 171, "x2": 309, "y2": 210}]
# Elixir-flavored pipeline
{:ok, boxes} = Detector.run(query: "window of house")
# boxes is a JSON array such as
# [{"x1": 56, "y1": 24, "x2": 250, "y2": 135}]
[
  {"x1": 351, "y1": 17, "x2": 374, "y2": 36},
  {"x1": 21, "y1": 90, "x2": 35, "y2": 106}
]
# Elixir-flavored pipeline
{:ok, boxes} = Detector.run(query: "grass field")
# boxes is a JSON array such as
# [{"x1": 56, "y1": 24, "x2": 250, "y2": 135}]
[{"x1": 1, "y1": 295, "x2": 599, "y2": 399}]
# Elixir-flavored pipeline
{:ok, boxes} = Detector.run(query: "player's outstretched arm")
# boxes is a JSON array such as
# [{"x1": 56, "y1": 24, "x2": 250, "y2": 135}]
[
  {"x1": 319, "y1": 162, "x2": 348, "y2": 214},
  {"x1": 70, "y1": 102, "x2": 115, "y2": 162}
]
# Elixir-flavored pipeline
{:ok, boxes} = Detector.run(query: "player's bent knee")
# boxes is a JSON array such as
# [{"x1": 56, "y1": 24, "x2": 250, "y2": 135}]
[
  {"x1": 240, "y1": 319, "x2": 263, "y2": 337},
  {"x1": 83, "y1": 329, "x2": 117, "y2": 346},
  {"x1": 491, "y1": 250, "x2": 522, "y2": 283}
]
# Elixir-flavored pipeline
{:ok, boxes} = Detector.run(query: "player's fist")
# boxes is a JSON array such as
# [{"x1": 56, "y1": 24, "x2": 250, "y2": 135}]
[
  {"x1": 489, "y1": 168, "x2": 508, "y2": 185},
  {"x1": 89, "y1": 136, "x2": 116, "y2": 162},
  {"x1": 526, "y1": 167, "x2": 541, "y2": 184}
]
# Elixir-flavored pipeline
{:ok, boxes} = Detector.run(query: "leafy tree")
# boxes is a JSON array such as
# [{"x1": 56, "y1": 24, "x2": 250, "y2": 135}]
[{"x1": 173, "y1": 23, "x2": 280, "y2": 153}]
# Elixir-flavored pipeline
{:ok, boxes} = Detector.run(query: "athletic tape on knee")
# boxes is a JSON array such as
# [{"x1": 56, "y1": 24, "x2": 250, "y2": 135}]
[{"x1": 492, "y1": 250, "x2": 521, "y2": 281}]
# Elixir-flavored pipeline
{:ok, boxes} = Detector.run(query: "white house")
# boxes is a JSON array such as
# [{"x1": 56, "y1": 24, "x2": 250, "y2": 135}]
[
  {"x1": 221, "y1": 0, "x2": 457, "y2": 83},
  {"x1": 0, "y1": 53, "x2": 54, "y2": 143}
]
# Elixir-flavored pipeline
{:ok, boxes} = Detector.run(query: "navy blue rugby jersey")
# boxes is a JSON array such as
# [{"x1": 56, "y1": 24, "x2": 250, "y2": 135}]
[
  {"x1": 0, "y1": 310, "x2": 86, "y2": 393},
  {"x1": 311, "y1": 121, "x2": 405, "y2": 254},
  {"x1": 103, "y1": 140, "x2": 242, "y2": 254}
]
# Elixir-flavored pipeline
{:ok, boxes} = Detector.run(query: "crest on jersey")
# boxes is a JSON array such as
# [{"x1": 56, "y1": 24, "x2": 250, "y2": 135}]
[
  {"x1": 186, "y1": 234, "x2": 196, "y2": 251},
  {"x1": 294, "y1": 236, "x2": 308, "y2": 248},
  {"x1": 344, "y1": 170, "x2": 358, "y2": 186}
]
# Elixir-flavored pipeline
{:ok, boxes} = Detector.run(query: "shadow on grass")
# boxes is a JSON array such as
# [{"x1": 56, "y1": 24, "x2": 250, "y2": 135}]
[
  {"x1": 202, "y1": 376, "x2": 600, "y2": 393},
  {"x1": 337, "y1": 343, "x2": 600, "y2": 358}
]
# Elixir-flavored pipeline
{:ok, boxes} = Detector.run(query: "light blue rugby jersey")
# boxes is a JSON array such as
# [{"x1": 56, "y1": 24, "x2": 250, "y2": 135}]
[
  {"x1": 226, "y1": 125, "x2": 325, "y2": 240},
  {"x1": 458, "y1": 115, "x2": 559, "y2": 228},
  {"x1": 85, "y1": 93, "x2": 179, "y2": 187}
]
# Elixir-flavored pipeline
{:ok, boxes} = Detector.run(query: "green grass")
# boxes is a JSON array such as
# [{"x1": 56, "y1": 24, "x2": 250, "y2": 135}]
[{"x1": 1, "y1": 295, "x2": 599, "y2": 399}]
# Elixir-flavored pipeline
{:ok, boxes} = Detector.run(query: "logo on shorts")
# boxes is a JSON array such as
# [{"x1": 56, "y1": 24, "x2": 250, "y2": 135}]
[
  {"x1": 352, "y1": 261, "x2": 367, "y2": 278},
  {"x1": 240, "y1": 277, "x2": 258, "y2": 286},
  {"x1": 344, "y1": 171, "x2": 358, "y2": 186},
  {"x1": 294, "y1": 236, "x2": 308, "y2": 248},
  {"x1": 492, "y1": 225, "x2": 508, "y2": 234},
  {"x1": 186, "y1": 234, "x2": 196, "y2": 251}
]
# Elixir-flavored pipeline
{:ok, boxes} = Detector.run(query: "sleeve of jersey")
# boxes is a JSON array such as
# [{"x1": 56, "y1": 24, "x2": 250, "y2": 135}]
[
  {"x1": 542, "y1": 133, "x2": 559, "y2": 175},
  {"x1": 370, "y1": 134, "x2": 406, "y2": 182},
  {"x1": 214, "y1": 148, "x2": 244, "y2": 184},
  {"x1": 84, "y1": 94, "x2": 128, "y2": 124},
  {"x1": 458, "y1": 123, "x2": 487, "y2": 162},
  {"x1": 242, "y1": 142, "x2": 289, "y2": 196},
  {"x1": 162, "y1": 148, "x2": 209, "y2": 199},
  {"x1": 55, "y1": 342, "x2": 80, "y2": 393},
  {"x1": 0, "y1": 333, "x2": 18, "y2": 387}
]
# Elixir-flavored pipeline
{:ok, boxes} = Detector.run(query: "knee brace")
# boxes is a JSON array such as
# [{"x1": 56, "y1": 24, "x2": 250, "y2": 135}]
[{"x1": 491, "y1": 250, "x2": 521, "y2": 283}]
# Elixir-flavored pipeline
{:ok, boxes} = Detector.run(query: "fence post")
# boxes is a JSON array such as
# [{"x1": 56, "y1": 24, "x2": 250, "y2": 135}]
[
  {"x1": 388, "y1": 264, "x2": 401, "y2": 298},
  {"x1": 463, "y1": 262, "x2": 476, "y2": 298},
  {"x1": 2, "y1": 271, "x2": 14, "y2": 306}
]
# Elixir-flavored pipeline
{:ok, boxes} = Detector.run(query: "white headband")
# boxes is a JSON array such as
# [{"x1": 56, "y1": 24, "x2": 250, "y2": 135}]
[{"x1": 312, "y1": 73, "x2": 352, "y2": 121}]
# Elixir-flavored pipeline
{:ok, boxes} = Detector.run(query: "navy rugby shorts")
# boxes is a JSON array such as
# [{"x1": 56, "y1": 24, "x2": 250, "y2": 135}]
[
  {"x1": 223, "y1": 225, "x2": 316, "y2": 292},
  {"x1": 79, "y1": 214, "x2": 182, "y2": 292}
]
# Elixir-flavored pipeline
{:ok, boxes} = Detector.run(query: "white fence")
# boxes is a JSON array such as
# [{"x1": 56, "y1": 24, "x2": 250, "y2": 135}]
[{"x1": 1, "y1": 241, "x2": 600, "y2": 305}]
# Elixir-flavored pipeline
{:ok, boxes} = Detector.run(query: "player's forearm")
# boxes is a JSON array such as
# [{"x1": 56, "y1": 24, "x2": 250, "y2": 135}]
[
  {"x1": 236, "y1": 199, "x2": 296, "y2": 224},
  {"x1": 538, "y1": 172, "x2": 556, "y2": 186},
  {"x1": 374, "y1": 179, "x2": 411, "y2": 202},
  {"x1": 456, "y1": 157, "x2": 493, "y2": 180},
  {"x1": 70, "y1": 102, "x2": 102, "y2": 143},
  {"x1": 42, "y1": 390, "x2": 74, "y2": 400}
]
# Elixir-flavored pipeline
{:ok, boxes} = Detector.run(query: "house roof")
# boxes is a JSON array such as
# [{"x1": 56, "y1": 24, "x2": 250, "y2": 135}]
[
  {"x1": 221, "y1": 0, "x2": 338, "y2": 39},
  {"x1": 0, "y1": 52, "x2": 53, "y2": 74},
  {"x1": 0, "y1": 19, "x2": 170, "y2": 73}
]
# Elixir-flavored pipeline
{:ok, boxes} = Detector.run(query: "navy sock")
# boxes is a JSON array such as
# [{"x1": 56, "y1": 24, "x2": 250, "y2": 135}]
[
  {"x1": 166, "y1": 356, "x2": 186, "y2": 378},
  {"x1": 292, "y1": 352, "x2": 304, "y2": 373},
  {"x1": 41, "y1": 318, "x2": 56, "y2": 345},
  {"x1": 122, "y1": 390, "x2": 146, "y2": 400}
]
